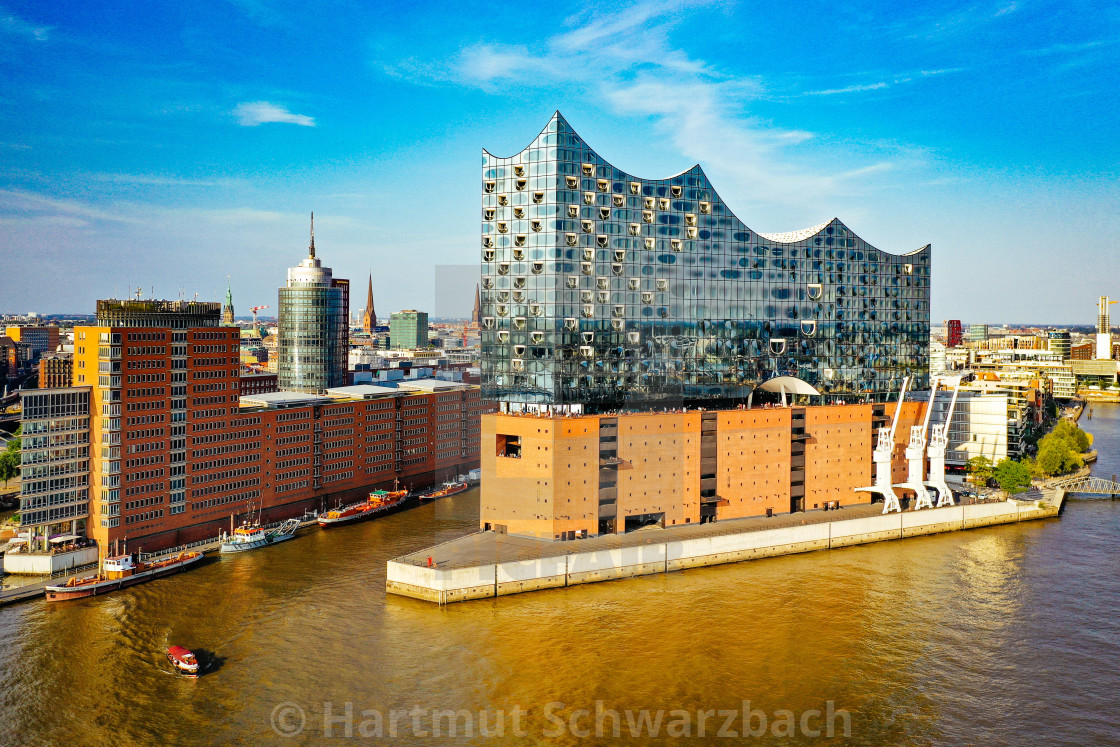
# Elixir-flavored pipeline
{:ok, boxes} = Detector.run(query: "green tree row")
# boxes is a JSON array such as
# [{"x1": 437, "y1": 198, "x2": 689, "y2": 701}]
[{"x1": 966, "y1": 420, "x2": 1093, "y2": 494}]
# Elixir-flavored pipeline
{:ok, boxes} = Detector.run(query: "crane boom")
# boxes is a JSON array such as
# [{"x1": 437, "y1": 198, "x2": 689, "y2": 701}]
[{"x1": 888, "y1": 376, "x2": 911, "y2": 443}]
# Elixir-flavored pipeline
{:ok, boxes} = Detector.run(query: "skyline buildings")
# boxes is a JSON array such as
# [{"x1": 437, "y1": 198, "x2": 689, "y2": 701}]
[
  {"x1": 276, "y1": 215, "x2": 349, "y2": 394},
  {"x1": 480, "y1": 113, "x2": 930, "y2": 410},
  {"x1": 1, "y1": 4, "x2": 1116, "y2": 324}
]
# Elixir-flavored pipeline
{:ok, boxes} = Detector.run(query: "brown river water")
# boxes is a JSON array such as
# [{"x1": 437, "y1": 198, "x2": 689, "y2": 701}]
[{"x1": 2, "y1": 407, "x2": 1119, "y2": 746}]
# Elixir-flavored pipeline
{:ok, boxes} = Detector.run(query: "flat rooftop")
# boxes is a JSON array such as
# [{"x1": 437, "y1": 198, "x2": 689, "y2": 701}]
[
  {"x1": 393, "y1": 503, "x2": 890, "y2": 570},
  {"x1": 325, "y1": 384, "x2": 402, "y2": 399},
  {"x1": 397, "y1": 379, "x2": 469, "y2": 392},
  {"x1": 239, "y1": 391, "x2": 331, "y2": 408}
]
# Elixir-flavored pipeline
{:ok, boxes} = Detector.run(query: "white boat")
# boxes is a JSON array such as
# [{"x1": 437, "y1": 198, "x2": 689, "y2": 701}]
[{"x1": 220, "y1": 518, "x2": 300, "y2": 554}]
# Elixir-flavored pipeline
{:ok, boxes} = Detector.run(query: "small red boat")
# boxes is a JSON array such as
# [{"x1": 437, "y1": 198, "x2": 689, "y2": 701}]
[
  {"x1": 419, "y1": 481, "x2": 469, "y2": 501},
  {"x1": 317, "y1": 489, "x2": 409, "y2": 527},
  {"x1": 167, "y1": 646, "x2": 200, "y2": 676}
]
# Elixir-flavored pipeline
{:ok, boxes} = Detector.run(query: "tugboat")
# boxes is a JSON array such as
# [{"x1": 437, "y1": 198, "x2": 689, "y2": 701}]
[
  {"x1": 317, "y1": 489, "x2": 409, "y2": 528},
  {"x1": 167, "y1": 645, "x2": 201, "y2": 677},
  {"x1": 418, "y1": 481, "x2": 469, "y2": 501},
  {"x1": 220, "y1": 517, "x2": 301, "y2": 554},
  {"x1": 45, "y1": 550, "x2": 204, "y2": 601}
]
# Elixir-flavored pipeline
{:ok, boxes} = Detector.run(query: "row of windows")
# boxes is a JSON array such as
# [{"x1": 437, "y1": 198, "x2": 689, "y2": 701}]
[
  {"x1": 193, "y1": 489, "x2": 260, "y2": 510},
  {"x1": 193, "y1": 465, "x2": 259, "y2": 484},
  {"x1": 126, "y1": 414, "x2": 166, "y2": 425},
  {"x1": 192, "y1": 478, "x2": 260, "y2": 497},
  {"x1": 195, "y1": 453, "x2": 259, "y2": 472},
  {"x1": 127, "y1": 373, "x2": 166, "y2": 383},
  {"x1": 193, "y1": 429, "x2": 261, "y2": 444},
  {"x1": 124, "y1": 509, "x2": 164, "y2": 525},
  {"x1": 124, "y1": 480, "x2": 164, "y2": 498},
  {"x1": 191, "y1": 440, "x2": 258, "y2": 458}
]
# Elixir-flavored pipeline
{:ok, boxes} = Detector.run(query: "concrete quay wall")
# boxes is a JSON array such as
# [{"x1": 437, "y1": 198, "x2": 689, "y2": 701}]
[{"x1": 386, "y1": 493, "x2": 1064, "y2": 605}]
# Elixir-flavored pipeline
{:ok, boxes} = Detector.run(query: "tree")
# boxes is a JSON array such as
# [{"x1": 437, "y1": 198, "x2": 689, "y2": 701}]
[
  {"x1": 0, "y1": 449, "x2": 17, "y2": 488},
  {"x1": 994, "y1": 459, "x2": 1033, "y2": 494},
  {"x1": 967, "y1": 455, "x2": 994, "y2": 486},
  {"x1": 1034, "y1": 420, "x2": 1092, "y2": 477}
]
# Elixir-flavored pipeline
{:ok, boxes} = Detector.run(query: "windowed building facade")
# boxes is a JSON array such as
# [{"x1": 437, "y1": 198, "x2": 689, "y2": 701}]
[
  {"x1": 278, "y1": 219, "x2": 349, "y2": 394},
  {"x1": 480, "y1": 112, "x2": 931, "y2": 411},
  {"x1": 17, "y1": 388, "x2": 91, "y2": 549}
]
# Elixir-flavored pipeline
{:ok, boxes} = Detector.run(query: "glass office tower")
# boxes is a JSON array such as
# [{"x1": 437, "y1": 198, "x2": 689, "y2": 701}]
[
  {"x1": 480, "y1": 112, "x2": 930, "y2": 410},
  {"x1": 278, "y1": 217, "x2": 349, "y2": 393}
]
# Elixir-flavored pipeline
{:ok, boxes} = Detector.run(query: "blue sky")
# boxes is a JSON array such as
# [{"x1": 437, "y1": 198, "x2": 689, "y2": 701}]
[{"x1": 0, "y1": 0, "x2": 1116, "y2": 323}]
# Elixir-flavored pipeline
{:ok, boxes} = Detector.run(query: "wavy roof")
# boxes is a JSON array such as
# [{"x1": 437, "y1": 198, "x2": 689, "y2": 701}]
[{"x1": 486, "y1": 112, "x2": 930, "y2": 259}]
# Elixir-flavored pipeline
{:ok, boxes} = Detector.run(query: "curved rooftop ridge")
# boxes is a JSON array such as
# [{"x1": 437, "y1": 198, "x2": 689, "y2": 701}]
[
  {"x1": 485, "y1": 112, "x2": 929, "y2": 259},
  {"x1": 756, "y1": 221, "x2": 835, "y2": 244}
]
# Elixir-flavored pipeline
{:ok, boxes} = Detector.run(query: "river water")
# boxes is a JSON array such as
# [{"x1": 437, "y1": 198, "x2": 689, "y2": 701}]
[{"x1": 2, "y1": 410, "x2": 1119, "y2": 746}]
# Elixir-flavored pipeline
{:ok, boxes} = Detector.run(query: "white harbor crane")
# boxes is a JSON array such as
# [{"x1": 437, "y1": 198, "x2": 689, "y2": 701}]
[
  {"x1": 855, "y1": 375, "x2": 910, "y2": 514},
  {"x1": 895, "y1": 377, "x2": 939, "y2": 510},
  {"x1": 925, "y1": 376, "x2": 963, "y2": 507}
]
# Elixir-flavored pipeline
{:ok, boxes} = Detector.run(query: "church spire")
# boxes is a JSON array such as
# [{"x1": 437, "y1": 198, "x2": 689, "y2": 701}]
[
  {"x1": 309, "y1": 211, "x2": 316, "y2": 259},
  {"x1": 221, "y1": 279, "x2": 235, "y2": 326},
  {"x1": 471, "y1": 283, "x2": 481, "y2": 325},
  {"x1": 362, "y1": 273, "x2": 377, "y2": 333}
]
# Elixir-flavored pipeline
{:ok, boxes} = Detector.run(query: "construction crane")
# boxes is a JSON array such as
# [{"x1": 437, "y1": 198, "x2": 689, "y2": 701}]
[
  {"x1": 250, "y1": 305, "x2": 269, "y2": 334},
  {"x1": 926, "y1": 376, "x2": 963, "y2": 507},
  {"x1": 854, "y1": 376, "x2": 910, "y2": 514},
  {"x1": 896, "y1": 377, "x2": 938, "y2": 510}
]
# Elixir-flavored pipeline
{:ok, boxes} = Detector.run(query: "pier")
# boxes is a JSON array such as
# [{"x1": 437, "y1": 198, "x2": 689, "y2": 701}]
[{"x1": 387, "y1": 490, "x2": 1067, "y2": 604}]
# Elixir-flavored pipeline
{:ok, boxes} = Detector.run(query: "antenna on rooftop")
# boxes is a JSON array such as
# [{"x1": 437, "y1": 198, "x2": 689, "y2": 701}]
[{"x1": 309, "y1": 211, "x2": 316, "y2": 259}]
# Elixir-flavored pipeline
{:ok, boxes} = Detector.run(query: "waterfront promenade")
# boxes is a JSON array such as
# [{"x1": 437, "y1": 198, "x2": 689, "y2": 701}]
[{"x1": 387, "y1": 490, "x2": 1066, "y2": 604}]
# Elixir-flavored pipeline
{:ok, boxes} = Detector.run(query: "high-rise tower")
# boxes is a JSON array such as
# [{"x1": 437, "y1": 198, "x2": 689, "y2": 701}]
[
  {"x1": 1097, "y1": 295, "x2": 1114, "y2": 359},
  {"x1": 277, "y1": 213, "x2": 349, "y2": 393}
]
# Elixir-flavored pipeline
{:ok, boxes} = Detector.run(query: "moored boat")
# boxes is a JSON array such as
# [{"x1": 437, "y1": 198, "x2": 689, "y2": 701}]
[
  {"x1": 317, "y1": 489, "x2": 409, "y2": 527},
  {"x1": 419, "y1": 481, "x2": 469, "y2": 501},
  {"x1": 167, "y1": 645, "x2": 200, "y2": 676},
  {"x1": 45, "y1": 551, "x2": 204, "y2": 601},
  {"x1": 220, "y1": 518, "x2": 301, "y2": 553}
]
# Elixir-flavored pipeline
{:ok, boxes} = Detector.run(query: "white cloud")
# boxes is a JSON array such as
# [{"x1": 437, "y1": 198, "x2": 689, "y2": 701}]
[
  {"x1": 0, "y1": 11, "x2": 50, "y2": 41},
  {"x1": 805, "y1": 82, "x2": 889, "y2": 96},
  {"x1": 414, "y1": 1, "x2": 913, "y2": 210},
  {"x1": 232, "y1": 101, "x2": 315, "y2": 127}
]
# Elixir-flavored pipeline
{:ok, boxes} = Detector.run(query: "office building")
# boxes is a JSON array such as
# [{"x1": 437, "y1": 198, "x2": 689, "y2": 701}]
[
  {"x1": 4, "y1": 325, "x2": 59, "y2": 362},
  {"x1": 21, "y1": 298, "x2": 491, "y2": 553},
  {"x1": 967, "y1": 324, "x2": 988, "y2": 343},
  {"x1": 1048, "y1": 331, "x2": 1071, "y2": 360},
  {"x1": 946, "y1": 320, "x2": 963, "y2": 348},
  {"x1": 390, "y1": 310, "x2": 429, "y2": 350},
  {"x1": 479, "y1": 112, "x2": 930, "y2": 411},
  {"x1": 277, "y1": 215, "x2": 349, "y2": 393},
  {"x1": 38, "y1": 352, "x2": 73, "y2": 388},
  {"x1": 15, "y1": 388, "x2": 92, "y2": 550}
]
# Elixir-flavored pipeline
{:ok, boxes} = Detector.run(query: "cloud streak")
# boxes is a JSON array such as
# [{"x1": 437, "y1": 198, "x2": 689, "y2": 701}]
[
  {"x1": 805, "y1": 82, "x2": 889, "y2": 96},
  {"x1": 0, "y1": 10, "x2": 50, "y2": 41},
  {"x1": 232, "y1": 101, "x2": 315, "y2": 127}
]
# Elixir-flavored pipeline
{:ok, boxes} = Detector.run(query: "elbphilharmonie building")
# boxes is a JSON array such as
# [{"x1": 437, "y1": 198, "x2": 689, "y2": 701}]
[{"x1": 480, "y1": 112, "x2": 930, "y2": 410}]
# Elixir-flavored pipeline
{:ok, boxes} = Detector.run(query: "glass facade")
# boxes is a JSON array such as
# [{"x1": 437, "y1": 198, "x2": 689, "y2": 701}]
[
  {"x1": 389, "y1": 310, "x2": 429, "y2": 350},
  {"x1": 19, "y1": 388, "x2": 91, "y2": 532},
  {"x1": 278, "y1": 253, "x2": 349, "y2": 394},
  {"x1": 479, "y1": 113, "x2": 930, "y2": 410}
]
